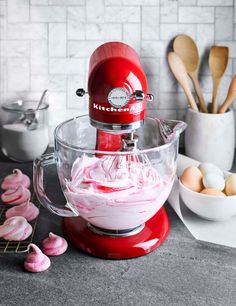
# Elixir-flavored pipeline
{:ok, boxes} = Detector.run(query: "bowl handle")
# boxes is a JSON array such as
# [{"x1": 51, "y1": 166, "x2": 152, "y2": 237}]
[{"x1": 33, "y1": 153, "x2": 78, "y2": 217}]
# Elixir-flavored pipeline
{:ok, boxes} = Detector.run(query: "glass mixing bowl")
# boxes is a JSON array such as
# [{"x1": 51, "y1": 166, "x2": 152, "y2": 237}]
[{"x1": 34, "y1": 115, "x2": 186, "y2": 230}]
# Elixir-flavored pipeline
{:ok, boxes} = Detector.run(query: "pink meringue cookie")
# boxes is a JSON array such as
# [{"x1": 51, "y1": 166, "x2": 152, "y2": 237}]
[
  {"x1": 42, "y1": 232, "x2": 68, "y2": 256},
  {"x1": 1, "y1": 185, "x2": 31, "y2": 205},
  {"x1": 24, "y1": 244, "x2": 51, "y2": 273},
  {"x1": 0, "y1": 216, "x2": 32, "y2": 241},
  {"x1": 5, "y1": 200, "x2": 39, "y2": 221},
  {"x1": 1, "y1": 169, "x2": 30, "y2": 190}
]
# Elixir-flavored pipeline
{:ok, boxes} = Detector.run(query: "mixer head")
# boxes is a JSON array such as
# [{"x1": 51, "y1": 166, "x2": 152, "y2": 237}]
[{"x1": 76, "y1": 42, "x2": 153, "y2": 133}]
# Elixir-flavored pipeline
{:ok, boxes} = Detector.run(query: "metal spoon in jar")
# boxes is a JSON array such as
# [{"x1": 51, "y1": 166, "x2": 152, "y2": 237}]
[
  {"x1": 14, "y1": 90, "x2": 48, "y2": 128},
  {"x1": 27, "y1": 89, "x2": 48, "y2": 130}
]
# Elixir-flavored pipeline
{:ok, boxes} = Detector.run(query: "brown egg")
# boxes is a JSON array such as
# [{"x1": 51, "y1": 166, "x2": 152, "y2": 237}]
[
  {"x1": 200, "y1": 188, "x2": 226, "y2": 196},
  {"x1": 180, "y1": 166, "x2": 203, "y2": 192},
  {"x1": 225, "y1": 174, "x2": 236, "y2": 196}
]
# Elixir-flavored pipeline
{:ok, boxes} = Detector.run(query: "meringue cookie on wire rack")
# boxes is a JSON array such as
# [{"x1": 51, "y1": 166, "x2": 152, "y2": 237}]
[
  {"x1": 0, "y1": 216, "x2": 32, "y2": 241},
  {"x1": 24, "y1": 244, "x2": 51, "y2": 273},
  {"x1": 1, "y1": 169, "x2": 30, "y2": 190},
  {"x1": 42, "y1": 232, "x2": 68, "y2": 256},
  {"x1": 5, "y1": 200, "x2": 39, "y2": 221},
  {"x1": 1, "y1": 185, "x2": 31, "y2": 205}
]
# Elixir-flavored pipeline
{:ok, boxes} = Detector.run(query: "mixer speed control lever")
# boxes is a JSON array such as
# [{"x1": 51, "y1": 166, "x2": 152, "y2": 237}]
[{"x1": 131, "y1": 90, "x2": 154, "y2": 102}]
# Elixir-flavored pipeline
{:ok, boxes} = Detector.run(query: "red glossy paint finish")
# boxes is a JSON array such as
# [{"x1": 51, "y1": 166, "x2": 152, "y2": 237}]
[
  {"x1": 63, "y1": 207, "x2": 170, "y2": 259},
  {"x1": 95, "y1": 129, "x2": 123, "y2": 153},
  {"x1": 88, "y1": 42, "x2": 148, "y2": 127}
]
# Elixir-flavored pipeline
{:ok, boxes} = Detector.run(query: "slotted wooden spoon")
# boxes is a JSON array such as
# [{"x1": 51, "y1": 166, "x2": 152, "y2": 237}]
[
  {"x1": 173, "y1": 34, "x2": 208, "y2": 113},
  {"x1": 168, "y1": 52, "x2": 198, "y2": 112},
  {"x1": 209, "y1": 46, "x2": 229, "y2": 113},
  {"x1": 218, "y1": 75, "x2": 236, "y2": 113}
]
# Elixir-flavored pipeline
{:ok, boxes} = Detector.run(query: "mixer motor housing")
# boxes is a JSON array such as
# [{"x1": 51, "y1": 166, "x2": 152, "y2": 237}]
[{"x1": 76, "y1": 41, "x2": 153, "y2": 132}]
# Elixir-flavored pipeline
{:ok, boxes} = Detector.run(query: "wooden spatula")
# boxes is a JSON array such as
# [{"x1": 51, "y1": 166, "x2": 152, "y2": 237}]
[
  {"x1": 218, "y1": 75, "x2": 236, "y2": 113},
  {"x1": 209, "y1": 46, "x2": 229, "y2": 113},
  {"x1": 173, "y1": 34, "x2": 208, "y2": 113},
  {"x1": 168, "y1": 52, "x2": 198, "y2": 112}
]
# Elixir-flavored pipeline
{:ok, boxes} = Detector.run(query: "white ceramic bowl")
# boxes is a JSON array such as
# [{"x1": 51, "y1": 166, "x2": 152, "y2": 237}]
[{"x1": 179, "y1": 179, "x2": 236, "y2": 221}]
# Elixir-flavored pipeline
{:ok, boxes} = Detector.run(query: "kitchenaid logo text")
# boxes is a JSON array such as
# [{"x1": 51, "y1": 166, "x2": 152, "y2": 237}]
[{"x1": 93, "y1": 103, "x2": 142, "y2": 112}]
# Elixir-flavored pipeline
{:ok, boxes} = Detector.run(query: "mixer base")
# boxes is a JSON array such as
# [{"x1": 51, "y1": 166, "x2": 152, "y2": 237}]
[{"x1": 63, "y1": 207, "x2": 170, "y2": 259}]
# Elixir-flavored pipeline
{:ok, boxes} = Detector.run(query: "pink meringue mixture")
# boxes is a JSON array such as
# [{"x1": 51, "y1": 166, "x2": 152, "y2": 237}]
[
  {"x1": 0, "y1": 216, "x2": 32, "y2": 241},
  {"x1": 1, "y1": 185, "x2": 31, "y2": 205},
  {"x1": 42, "y1": 232, "x2": 68, "y2": 256},
  {"x1": 24, "y1": 243, "x2": 51, "y2": 273},
  {"x1": 1, "y1": 169, "x2": 30, "y2": 190},
  {"x1": 65, "y1": 154, "x2": 174, "y2": 230},
  {"x1": 5, "y1": 200, "x2": 39, "y2": 221}
]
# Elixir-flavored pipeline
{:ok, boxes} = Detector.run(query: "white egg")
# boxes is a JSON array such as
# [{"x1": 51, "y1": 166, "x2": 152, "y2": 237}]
[
  {"x1": 199, "y1": 163, "x2": 224, "y2": 177},
  {"x1": 202, "y1": 173, "x2": 225, "y2": 191}
]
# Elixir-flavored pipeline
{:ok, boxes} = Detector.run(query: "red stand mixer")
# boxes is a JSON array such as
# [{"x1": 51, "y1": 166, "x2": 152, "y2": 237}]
[{"x1": 34, "y1": 42, "x2": 185, "y2": 259}]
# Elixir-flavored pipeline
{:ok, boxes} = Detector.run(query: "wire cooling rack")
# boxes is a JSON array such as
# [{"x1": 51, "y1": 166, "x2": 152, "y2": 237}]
[{"x1": 0, "y1": 194, "x2": 40, "y2": 254}]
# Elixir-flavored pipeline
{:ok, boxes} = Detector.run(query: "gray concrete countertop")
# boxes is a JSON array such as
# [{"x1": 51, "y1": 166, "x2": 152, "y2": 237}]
[{"x1": 0, "y1": 152, "x2": 236, "y2": 306}]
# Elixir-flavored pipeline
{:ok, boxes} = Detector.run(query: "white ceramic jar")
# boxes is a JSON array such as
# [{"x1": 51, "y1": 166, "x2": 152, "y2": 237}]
[{"x1": 185, "y1": 108, "x2": 235, "y2": 171}]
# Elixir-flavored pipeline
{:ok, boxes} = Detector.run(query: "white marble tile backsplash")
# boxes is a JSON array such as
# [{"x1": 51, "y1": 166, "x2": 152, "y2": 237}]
[{"x1": 0, "y1": 0, "x2": 236, "y2": 145}]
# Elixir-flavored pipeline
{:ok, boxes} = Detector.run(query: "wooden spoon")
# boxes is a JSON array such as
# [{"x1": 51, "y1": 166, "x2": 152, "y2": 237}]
[
  {"x1": 168, "y1": 52, "x2": 198, "y2": 112},
  {"x1": 218, "y1": 75, "x2": 236, "y2": 113},
  {"x1": 173, "y1": 34, "x2": 208, "y2": 113},
  {"x1": 209, "y1": 46, "x2": 229, "y2": 113}
]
